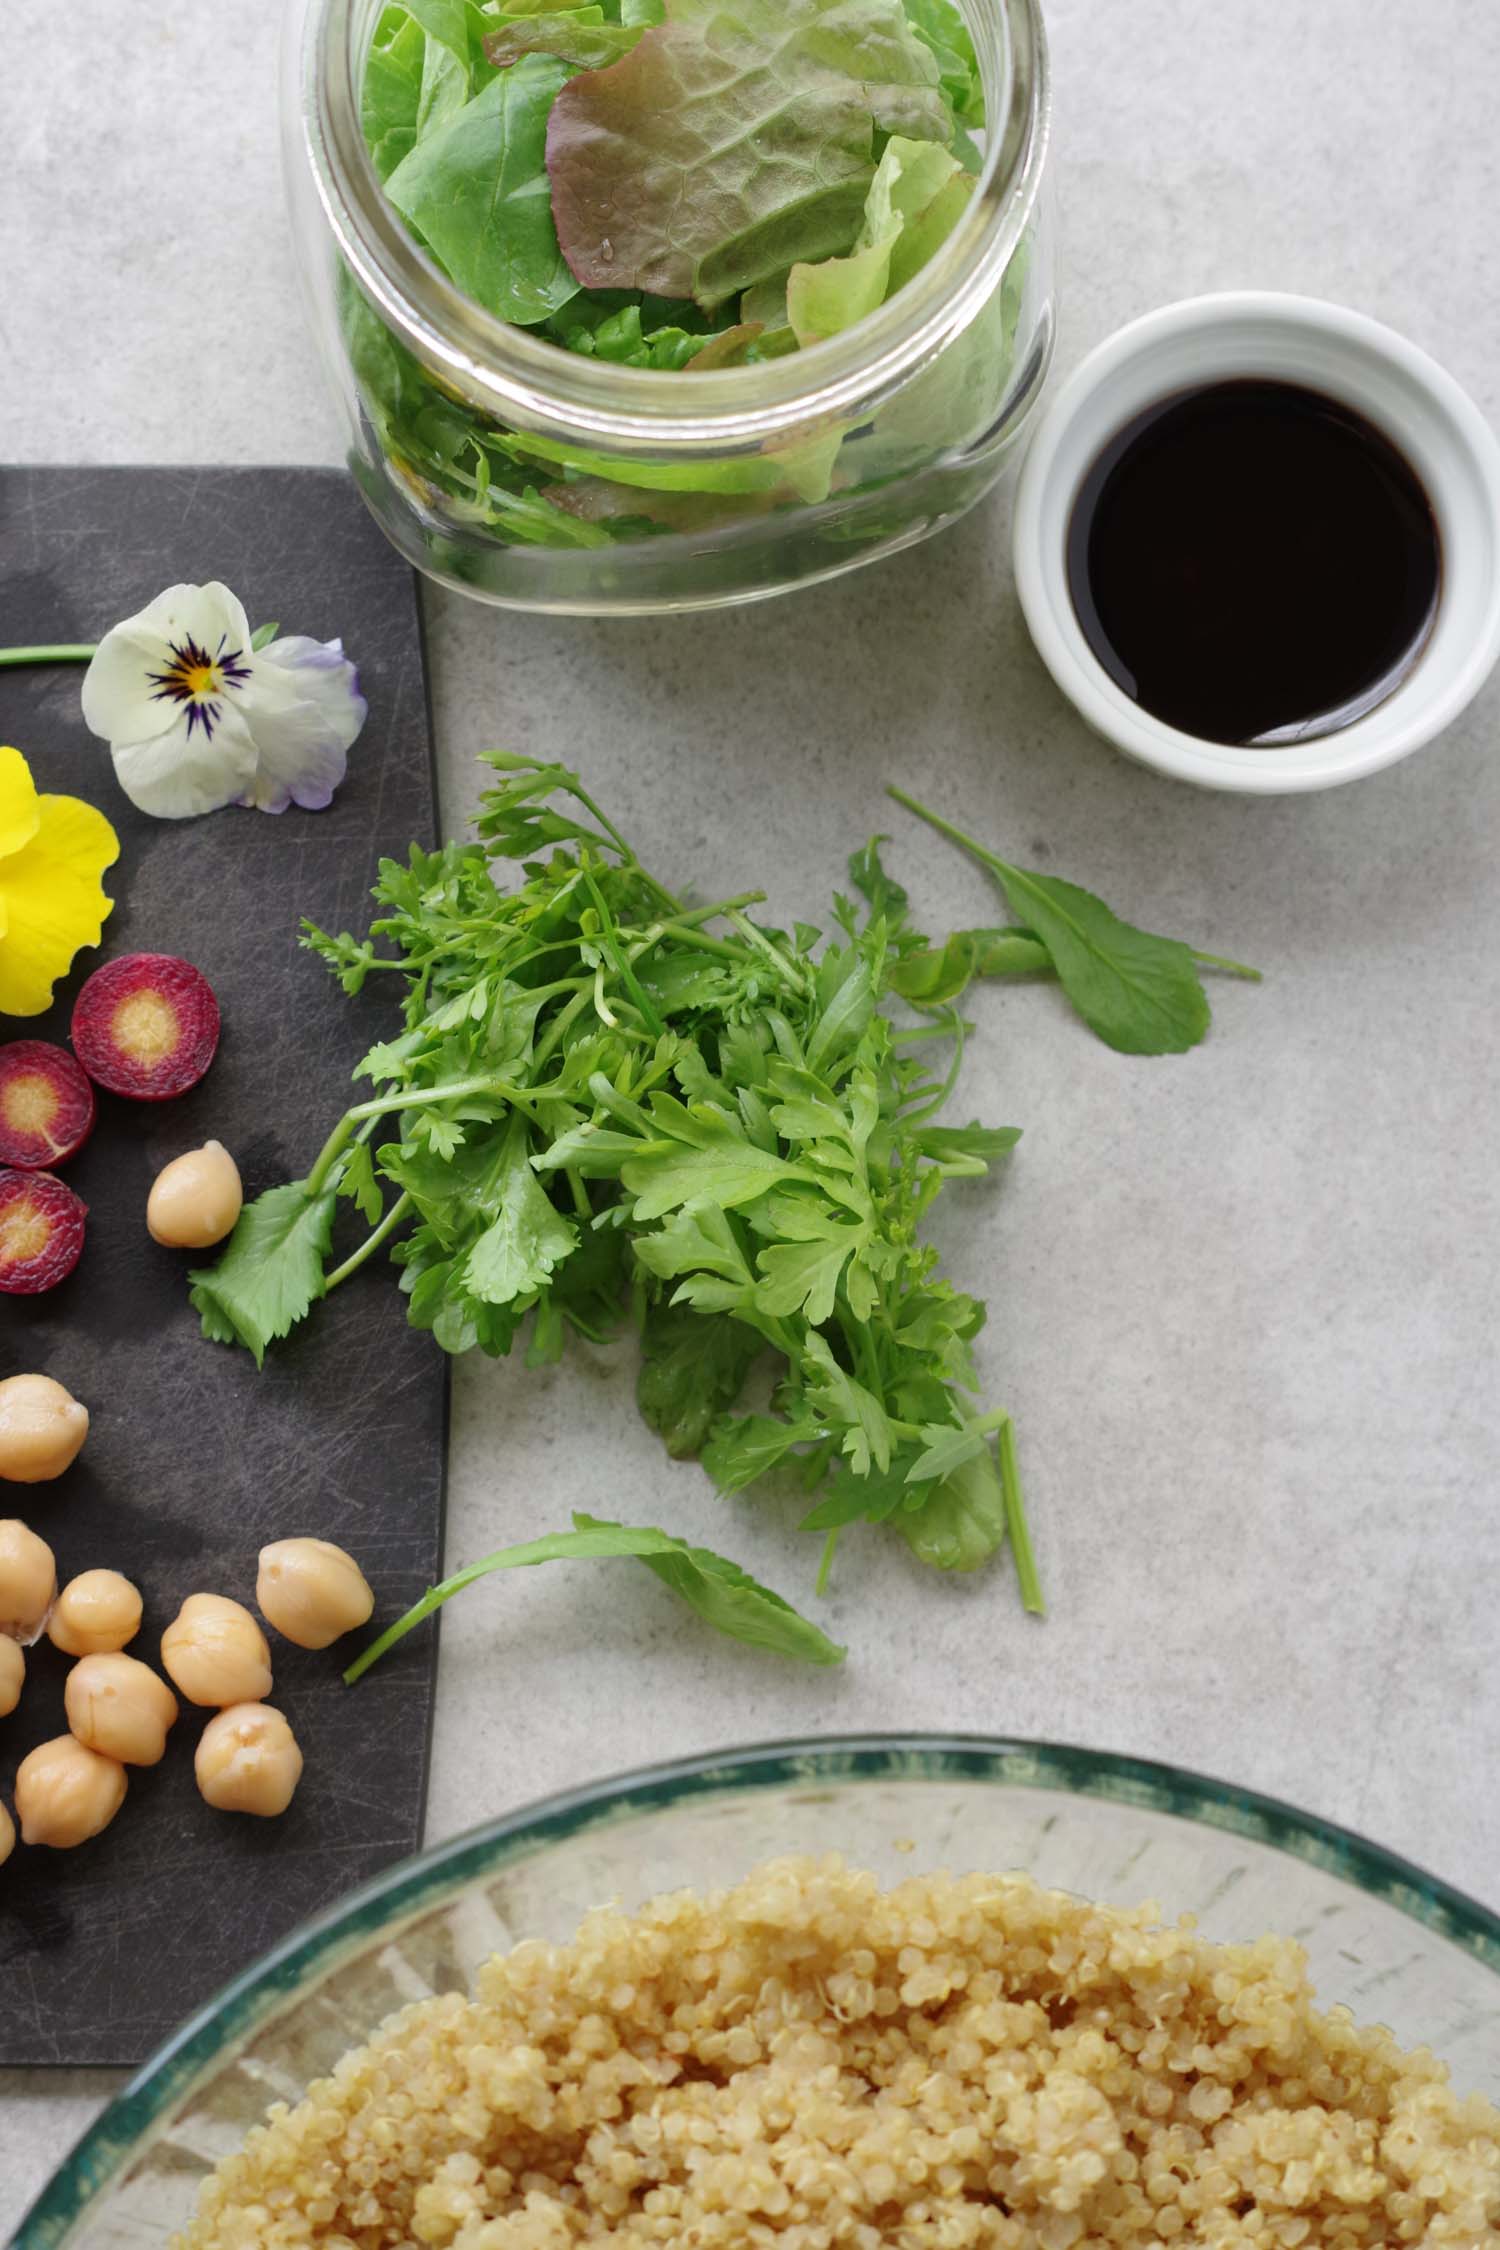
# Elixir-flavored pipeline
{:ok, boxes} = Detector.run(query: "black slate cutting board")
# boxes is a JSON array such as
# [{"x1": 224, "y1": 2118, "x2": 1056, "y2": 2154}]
[{"x1": 0, "y1": 465, "x2": 447, "y2": 2067}]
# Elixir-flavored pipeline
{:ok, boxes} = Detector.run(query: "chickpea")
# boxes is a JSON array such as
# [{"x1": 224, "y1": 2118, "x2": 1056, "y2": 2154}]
[
  {"x1": 257, "y1": 1538, "x2": 374, "y2": 1650},
  {"x1": 0, "y1": 1798, "x2": 13, "y2": 1866},
  {"x1": 15, "y1": 1734, "x2": 127, "y2": 1848},
  {"x1": 0, "y1": 1373, "x2": 89, "y2": 1483},
  {"x1": 0, "y1": 1518, "x2": 57, "y2": 1642},
  {"x1": 161, "y1": 1592, "x2": 272, "y2": 1707},
  {"x1": 65, "y1": 1652, "x2": 179, "y2": 1766},
  {"x1": 48, "y1": 1568, "x2": 143, "y2": 1658},
  {"x1": 195, "y1": 1702, "x2": 303, "y2": 1818},
  {"x1": 147, "y1": 1140, "x2": 243, "y2": 1249},
  {"x1": 0, "y1": 1634, "x2": 23, "y2": 1718}
]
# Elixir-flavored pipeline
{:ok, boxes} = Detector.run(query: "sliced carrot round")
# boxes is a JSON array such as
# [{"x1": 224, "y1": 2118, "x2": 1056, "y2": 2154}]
[
  {"x1": 0, "y1": 1042, "x2": 97, "y2": 1169},
  {"x1": 71, "y1": 953, "x2": 220, "y2": 1102},
  {"x1": 0, "y1": 1169, "x2": 87, "y2": 1294}
]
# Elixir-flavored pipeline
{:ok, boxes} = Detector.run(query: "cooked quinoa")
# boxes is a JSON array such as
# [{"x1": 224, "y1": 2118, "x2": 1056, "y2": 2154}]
[{"x1": 178, "y1": 1857, "x2": 1500, "y2": 2249}]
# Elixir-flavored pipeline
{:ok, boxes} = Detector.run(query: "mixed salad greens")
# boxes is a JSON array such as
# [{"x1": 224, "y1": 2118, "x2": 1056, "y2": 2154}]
[
  {"x1": 189, "y1": 757, "x2": 1255, "y2": 1623},
  {"x1": 349, "y1": 0, "x2": 1013, "y2": 548}
]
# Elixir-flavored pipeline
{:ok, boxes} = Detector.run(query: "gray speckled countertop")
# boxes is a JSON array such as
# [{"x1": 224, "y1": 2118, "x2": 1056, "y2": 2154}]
[{"x1": 5, "y1": 0, "x2": 1500, "y2": 2225}]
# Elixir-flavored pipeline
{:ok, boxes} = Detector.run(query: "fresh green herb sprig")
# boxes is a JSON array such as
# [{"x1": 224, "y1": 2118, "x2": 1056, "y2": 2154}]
[
  {"x1": 344, "y1": 1513, "x2": 846, "y2": 1683},
  {"x1": 191, "y1": 754, "x2": 1255, "y2": 1619}
]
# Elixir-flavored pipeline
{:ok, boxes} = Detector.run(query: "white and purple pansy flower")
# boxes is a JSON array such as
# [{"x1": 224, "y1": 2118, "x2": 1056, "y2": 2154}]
[{"x1": 81, "y1": 582, "x2": 367, "y2": 821}]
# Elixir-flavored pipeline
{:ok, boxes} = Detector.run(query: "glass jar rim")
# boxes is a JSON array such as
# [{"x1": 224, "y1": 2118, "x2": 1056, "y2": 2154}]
[{"x1": 300, "y1": 0, "x2": 1051, "y2": 451}]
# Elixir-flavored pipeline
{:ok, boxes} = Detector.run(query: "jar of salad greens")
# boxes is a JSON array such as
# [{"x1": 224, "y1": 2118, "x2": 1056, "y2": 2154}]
[{"x1": 285, "y1": 0, "x2": 1053, "y2": 612}]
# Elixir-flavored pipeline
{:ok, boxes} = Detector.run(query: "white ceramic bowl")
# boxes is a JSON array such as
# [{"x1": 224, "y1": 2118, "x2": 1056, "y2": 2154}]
[{"x1": 1013, "y1": 292, "x2": 1500, "y2": 792}]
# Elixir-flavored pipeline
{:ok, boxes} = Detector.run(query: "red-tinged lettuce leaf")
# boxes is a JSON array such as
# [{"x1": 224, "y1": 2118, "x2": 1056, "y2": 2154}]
[{"x1": 544, "y1": 0, "x2": 951, "y2": 309}]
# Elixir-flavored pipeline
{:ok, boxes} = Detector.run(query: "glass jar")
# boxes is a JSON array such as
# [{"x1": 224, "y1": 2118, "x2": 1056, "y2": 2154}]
[{"x1": 283, "y1": 0, "x2": 1054, "y2": 614}]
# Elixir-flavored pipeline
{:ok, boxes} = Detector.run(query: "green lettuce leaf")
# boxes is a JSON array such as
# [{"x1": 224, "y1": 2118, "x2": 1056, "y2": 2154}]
[
  {"x1": 544, "y1": 0, "x2": 950, "y2": 309},
  {"x1": 902, "y1": 0, "x2": 984, "y2": 128},
  {"x1": 362, "y1": 5, "x2": 428, "y2": 178},
  {"x1": 787, "y1": 136, "x2": 970, "y2": 347},
  {"x1": 385, "y1": 53, "x2": 580, "y2": 324},
  {"x1": 484, "y1": 9, "x2": 644, "y2": 69}
]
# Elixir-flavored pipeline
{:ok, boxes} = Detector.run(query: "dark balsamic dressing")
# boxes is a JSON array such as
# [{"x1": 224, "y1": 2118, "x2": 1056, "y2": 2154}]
[{"x1": 1066, "y1": 379, "x2": 1442, "y2": 747}]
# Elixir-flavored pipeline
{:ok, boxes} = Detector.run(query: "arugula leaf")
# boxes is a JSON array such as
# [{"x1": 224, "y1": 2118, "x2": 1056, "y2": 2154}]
[
  {"x1": 890, "y1": 927, "x2": 1053, "y2": 1004},
  {"x1": 344, "y1": 1510, "x2": 845, "y2": 1682},
  {"x1": 909, "y1": 1123, "x2": 1020, "y2": 1177},
  {"x1": 189, "y1": 1184, "x2": 337, "y2": 1368},
  {"x1": 888, "y1": 788, "x2": 1232, "y2": 1055},
  {"x1": 385, "y1": 55, "x2": 580, "y2": 324},
  {"x1": 544, "y1": 0, "x2": 950, "y2": 309},
  {"x1": 636, "y1": 1299, "x2": 761, "y2": 1458},
  {"x1": 586, "y1": 1514, "x2": 845, "y2": 1665}
]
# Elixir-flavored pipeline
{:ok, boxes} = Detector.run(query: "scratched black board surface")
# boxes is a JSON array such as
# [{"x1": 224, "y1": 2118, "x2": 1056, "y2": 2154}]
[{"x1": 0, "y1": 465, "x2": 447, "y2": 2067}]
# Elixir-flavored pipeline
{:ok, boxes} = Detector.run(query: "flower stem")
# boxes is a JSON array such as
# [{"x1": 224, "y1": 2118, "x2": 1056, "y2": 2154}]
[{"x1": 0, "y1": 644, "x2": 97, "y2": 669}]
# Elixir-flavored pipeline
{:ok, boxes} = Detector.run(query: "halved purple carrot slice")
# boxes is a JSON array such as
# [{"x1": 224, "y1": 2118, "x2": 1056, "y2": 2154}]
[
  {"x1": 0, "y1": 1169, "x2": 87, "y2": 1294},
  {"x1": 0, "y1": 1042, "x2": 97, "y2": 1169},
  {"x1": 71, "y1": 954, "x2": 220, "y2": 1102}
]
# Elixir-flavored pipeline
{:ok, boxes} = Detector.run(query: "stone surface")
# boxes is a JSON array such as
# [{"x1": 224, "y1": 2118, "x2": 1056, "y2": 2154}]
[{"x1": 5, "y1": 0, "x2": 1499, "y2": 2223}]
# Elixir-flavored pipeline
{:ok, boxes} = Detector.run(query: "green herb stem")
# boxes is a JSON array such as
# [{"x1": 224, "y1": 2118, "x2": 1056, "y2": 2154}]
[
  {"x1": 726, "y1": 911, "x2": 812, "y2": 997},
  {"x1": 325, "y1": 1192, "x2": 414, "y2": 1292},
  {"x1": 886, "y1": 784, "x2": 1004, "y2": 874},
  {"x1": 1192, "y1": 949, "x2": 1263, "y2": 982},
  {"x1": 344, "y1": 1545, "x2": 541, "y2": 1684},
  {"x1": 816, "y1": 1528, "x2": 839, "y2": 1597},
  {"x1": 999, "y1": 1416, "x2": 1044, "y2": 1616}
]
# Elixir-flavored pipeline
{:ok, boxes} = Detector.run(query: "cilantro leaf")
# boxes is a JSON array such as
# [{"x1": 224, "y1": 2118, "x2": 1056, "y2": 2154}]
[
  {"x1": 336, "y1": 1140, "x2": 385, "y2": 1225},
  {"x1": 189, "y1": 1184, "x2": 337, "y2": 1368},
  {"x1": 462, "y1": 1115, "x2": 577, "y2": 1304},
  {"x1": 636, "y1": 1299, "x2": 762, "y2": 1458},
  {"x1": 897, "y1": 1444, "x2": 1006, "y2": 1572},
  {"x1": 702, "y1": 1413, "x2": 820, "y2": 1494}
]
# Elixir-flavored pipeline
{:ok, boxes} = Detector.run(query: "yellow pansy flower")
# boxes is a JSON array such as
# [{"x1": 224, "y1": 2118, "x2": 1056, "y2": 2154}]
[{"x1": 0, "y1": 746, "x2": 120, "y2": 1018}]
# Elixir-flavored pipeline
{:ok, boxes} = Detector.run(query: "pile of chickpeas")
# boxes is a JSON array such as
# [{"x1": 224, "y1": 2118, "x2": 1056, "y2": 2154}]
[{"x1": 0, "y1": 1371, "x2": 375, "y2": 1866}]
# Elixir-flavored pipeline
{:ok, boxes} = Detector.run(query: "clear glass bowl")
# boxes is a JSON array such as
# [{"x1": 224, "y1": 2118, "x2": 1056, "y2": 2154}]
[
  {"x1": 282, "y1": 0, "x2": 1054, "y2": 613},
  {"x1": 18, "y1": 1734, "x2": 1500, "y2": 2246}
]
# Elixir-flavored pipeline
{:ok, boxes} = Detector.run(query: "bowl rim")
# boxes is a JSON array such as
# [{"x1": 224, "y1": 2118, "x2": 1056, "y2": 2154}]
[
  {"x1": 19, "y1": 1730, "x2": 1500, "y2": 2247},
  {"x1": 1011, "y1": 290, "x2": 1500, "y2": 794}
]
